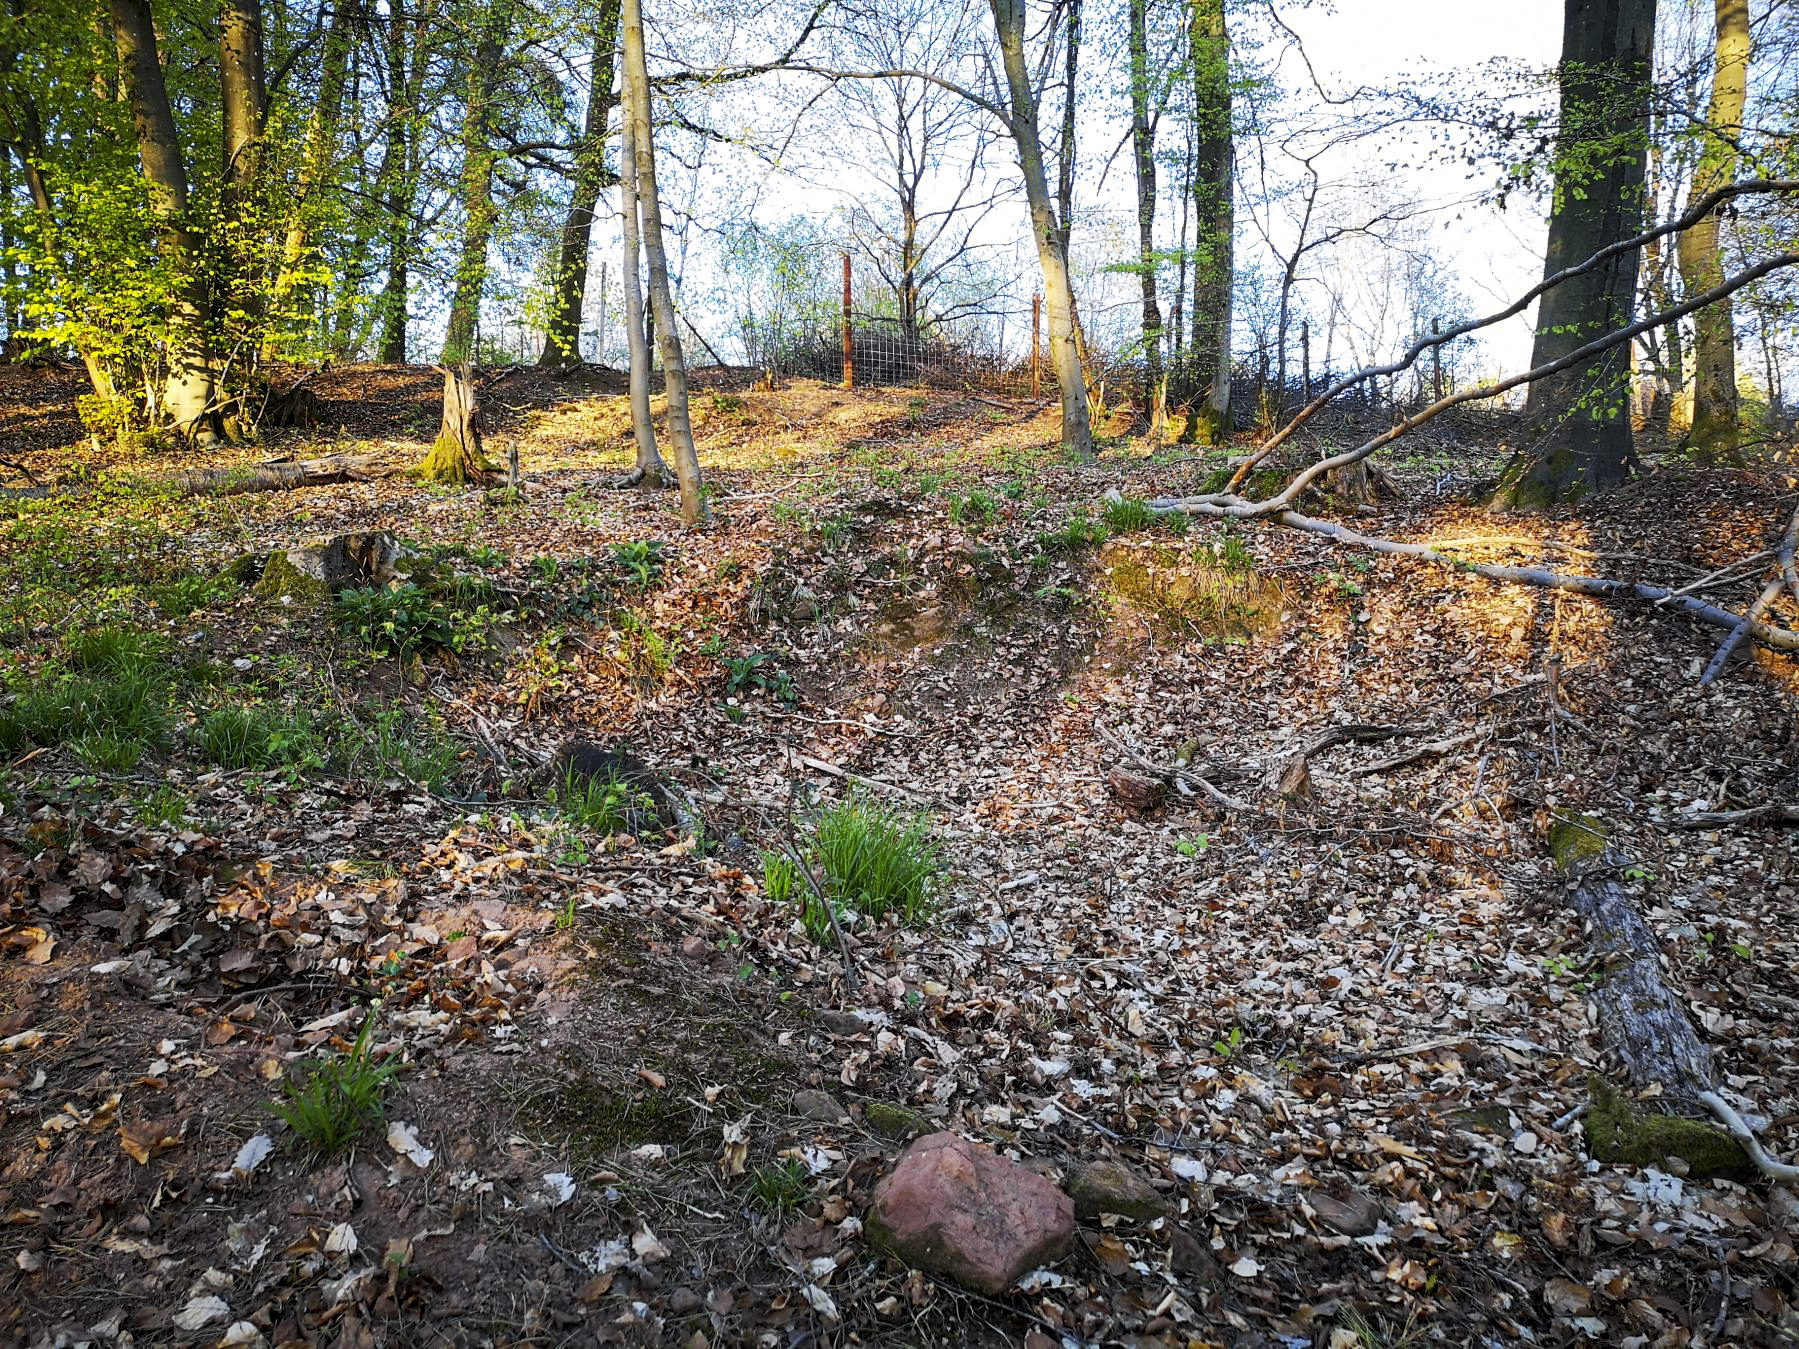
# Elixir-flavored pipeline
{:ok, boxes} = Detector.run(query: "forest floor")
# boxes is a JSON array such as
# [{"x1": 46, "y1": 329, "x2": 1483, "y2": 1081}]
[{"x1": 0, "y1": 360, "x2": 1796, "y2": 1349}]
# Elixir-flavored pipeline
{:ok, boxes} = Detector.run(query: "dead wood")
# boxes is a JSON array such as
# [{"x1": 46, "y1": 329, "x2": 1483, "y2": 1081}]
[
  {"x1": 1667, "y1": 802, "x2": 1799, "y2": 829},
  {"x1": 171, "y1": 453, "x2": 395, "y2": 496},
  {"x1": 1106, "y1": 768, "x2": 1166, "y2": 813}
]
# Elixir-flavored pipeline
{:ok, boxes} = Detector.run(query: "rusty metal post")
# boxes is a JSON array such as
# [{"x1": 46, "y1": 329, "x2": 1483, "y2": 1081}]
[
  {"x1": 842, "y1": 253, "x2": 854, "y2": 389},
  {"x1": 1031, "y1": 291, "x2": 1042, "y2": 397}
]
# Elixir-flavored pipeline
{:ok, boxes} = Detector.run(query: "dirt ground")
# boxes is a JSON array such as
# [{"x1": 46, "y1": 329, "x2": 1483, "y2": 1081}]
[{"x1": 1, "y1": 361, "x2": 1797, "y2": 1349}]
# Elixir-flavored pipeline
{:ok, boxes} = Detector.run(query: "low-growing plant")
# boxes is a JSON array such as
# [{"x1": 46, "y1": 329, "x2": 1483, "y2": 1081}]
[
  {"x1": 271, "y1": 1011, "x2": 399, "y2": 1157},
  {"x1": 65, "y1": 625, "x2": 164, "y2": 675},
  {"x1": 725, "y1": 651, "x2": 797, "y2": 704},
  {"x1": 335, "y1": 583, "x2": 498, "y2": 660},
  {"x1": 149, "y1": 574, "x2": 234, "y2": 617},
  {"x1": 553, "y1": 768, "x2": 655, "y2": 835},
  {"x1": 614, "y1": 609, "x2": 678, "y2": 681},
  {"x1": 1033, "y1": 512, "x2": 1109, "y2": 557},
  {"x1": 610, "y1": 539, "x2": 667, "y2": 588},
  {"x1": 69, "y1": 730, "x2": 145, "y2": 772},
  {"x1": 134, "y1": 783, "x2": 191, "y2": 829},
  {"x1": 811, "y1": 794, "x2": 940, "y2": 926},
  {"x1": 194, "y1": 706, "x2": 279, "y2": 769},
  {"x1": 747, "y1": 1157, "x2": 810, "y2": 1213},
  {"x1": 1103, "y1": 495, "x2": 1155, "y2": 533},
  {"x1": 949, "y1": 491, "x2": 997, "y2": 527}
]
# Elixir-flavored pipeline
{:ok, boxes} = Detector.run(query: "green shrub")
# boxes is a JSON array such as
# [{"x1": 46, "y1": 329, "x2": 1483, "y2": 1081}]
[
  {"x1": 271, "y1": 1012, "x2": 399, "y2": 1157},
  {"x1": 335, "y1": 583, "x2": 456, "y2": 658},
  {"x1": 812, "y1": 795, "x2": 940, "y2": 926},
  {"x1": 762, "y1": 848, "x2": 843, "y2": 944}
]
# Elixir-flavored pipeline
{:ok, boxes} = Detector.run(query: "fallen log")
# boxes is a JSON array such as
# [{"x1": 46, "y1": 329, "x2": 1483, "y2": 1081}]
[
  {"x1": 1548, "y1": 814, "x2": 1793, "y2": 1183},
  {"x1": 1667, "y1": 802, "x2": 1799, "y2": 829},
  {"x1": 172, "y1": 453, "x2": 395, "y2": 497}
]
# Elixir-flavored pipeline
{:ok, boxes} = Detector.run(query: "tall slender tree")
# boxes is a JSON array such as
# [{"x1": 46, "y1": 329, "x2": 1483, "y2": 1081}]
[
  {"x1": 442, "y1": 0, "x2": 511, "y2": 364},
  {"x1": 1181, "y1": 0, "x2": 1231, "y2": 445},
  {"x1": 539, "y1": 0, "x2": 624, "y2": 365},
  {"x1": 1676, "y1": 0, "x2": 1749, "y2": 458},
  {"x1": 1128, "y1": 0, "x2": 1164, "y2": 435},
  {"x1": 617, "y1": 107, "x2": 668, "y2": 487},
  {"x1": 621, "y1": 0, "x2": 706, "y2": 522}
]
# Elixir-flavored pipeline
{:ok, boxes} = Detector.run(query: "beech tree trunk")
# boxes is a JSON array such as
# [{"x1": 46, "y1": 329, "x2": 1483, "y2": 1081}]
[
  {"x1": 442, "y1": 2, "x2": 509, "y2": 364},
  {"x1": 111, "y1": 0, "x2": 220, "y2": 443},
  {"x1": 540, "y1": 0, "x2": 623, "y2": 365},
  {"x1": 271, "y1": 0, "x2": 358, "y2": 331},
  {"x1": 418, "y1": 364, "x2": 495, "y2": 484},
  {"x1": 1182, "y1": 0, "x2": 1232, "y2": 446},
  {"x1": 1499, "y1": 0, "x2": 1657, "y2": 507},
  {"x1": 990, "y1": 0, "x2": 1093, "y2": 459},
  {"x1": 617, "y1": 110, "x2": 668, "y2": 488},
  {"x1": 621, "y1": 0, "x2": 706, "y2": 522},
  {"x1": 1676, "y1": 0, "x2": 1749, "y2": 459},
  {"x1": 1128, "y1": 0, "x2": 1164, "y2": 437}
]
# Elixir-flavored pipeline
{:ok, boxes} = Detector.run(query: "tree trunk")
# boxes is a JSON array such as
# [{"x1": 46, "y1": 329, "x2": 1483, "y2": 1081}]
[
  {"x1": 1129, "y1": 0, "x2": 1164, "y2": 437},
  {"x1": 418, "y1": 364, "x2": 495, "y2": 484},
  {"x1": 1181, "y1": 0, "x2": 1232, "y2": 446},
  {"x1": 442, "y1": 2, "x2": 509, "y2": 364},
  {"x1": 990, "y1": 0, "x2": 1093, "y2": 458},
  {"x1": 1498, "y1": 0, "x2": 1657, "y2": 508},
  {"x1": 617, "y1": 104, "x2": 668, "y2": 488},
  {"x1": 539, "y1": 0, "x2": 623, "y2": 365},
  {"x1": 1055, "y1": 0, "x2": 1080, "y2": 261},
  {"x1": 270, "y1": 0, "x2": 358, "y2": 334},
  {"x1": 1676, "y1": 0, "x2": 1748, "y2": 459},
  {"x1": 621, "y1": 0, "x2": 706, "y2": 522},
  {"x1": 111, "y1": 0, "x2": 219, "y2": 443}
]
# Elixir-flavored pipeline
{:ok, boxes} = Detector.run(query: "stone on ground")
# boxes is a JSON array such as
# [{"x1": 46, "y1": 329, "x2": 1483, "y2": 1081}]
[
  {"x1": 866, "y1": 1132, "x2": 1074, "y2": 1295},
  {"x1": 1067, "y1": 1157, "x2": 1166, "y2": 1221}
]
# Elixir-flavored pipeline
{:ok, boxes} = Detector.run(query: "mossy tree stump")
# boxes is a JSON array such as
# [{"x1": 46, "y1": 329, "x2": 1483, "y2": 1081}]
[{"x1": 418, "y1": 363, "x2": 496, "y2": 486}]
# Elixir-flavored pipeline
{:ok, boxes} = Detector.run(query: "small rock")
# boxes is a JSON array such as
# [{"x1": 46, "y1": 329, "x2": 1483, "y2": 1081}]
[
  {"x1": 668, "y1": 1287, "x2": 703, "y2": 1315},
  {"x1": 818, "y1": 1010, "x2": 871, "y2": 1036},
  {"x1": 1067, "y1": 1158, "x2": 1166, "y2": 1221},
  {"x1": 862, "y1": 1101, "x2": 933, "y2": 1140},
  {"x1": 866, "y1": 1132, "x2": 1074, "y2": 1295},
  {"x1": 1306, "y1": 1186, "x2": 1383, "y2": 1237},
  {"x1": 1168, "y1": 1224, "x2": 1222, "y2": 1284},
  {"x1": 793, "y1": 1089, "x2": 847, "y2": 1123},
  {"x1": 680, "y1": 934, "x2": 709, "y2": 959}
]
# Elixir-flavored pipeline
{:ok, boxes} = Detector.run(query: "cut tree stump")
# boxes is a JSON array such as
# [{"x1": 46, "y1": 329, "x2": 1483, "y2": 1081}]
[
  {"x1": 1106, "y1": 768, "x2": 1166, "y2": 813},
  {"x1": 418, "y1": 363, "x2": 496, "y2": 485}
]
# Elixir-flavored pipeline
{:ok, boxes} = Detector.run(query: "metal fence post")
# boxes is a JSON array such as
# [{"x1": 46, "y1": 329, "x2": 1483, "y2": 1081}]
[{"x1": 842, "y1": 253, "x2": 854, "y2": 390}]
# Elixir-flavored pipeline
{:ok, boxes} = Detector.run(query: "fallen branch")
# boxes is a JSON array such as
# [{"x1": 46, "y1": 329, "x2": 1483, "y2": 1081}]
[
  {"x1": 792, "y1": 751, "x2": 935, "y2": 804},
  {"x1": 1351, "y1": 720, "x2": 1531, "y2": 778},
  {"x1": 1668, "y1": 802, "x2": 1799, "y2": 829},
  {"x1": 1699, "y1": 1091, "x2": 1799, "y2": 1183},
  {"x1": 170, "y1": 453, "x2": 397, "y2": 497},
  {"x1": 1127, "y1": 495, "x2": 1799, "y2": 658},
  {"x1": 1097, "y1": 727, "x2": 1250, "y2": 811}
]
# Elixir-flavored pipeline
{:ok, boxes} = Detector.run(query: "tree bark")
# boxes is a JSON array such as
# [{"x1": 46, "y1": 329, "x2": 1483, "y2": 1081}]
[
  {"x1": 990, "y1": 0, "x2": 1092, "y2": 458},
  {"x1": 1676, "y1": 0, "x2": 1749, "y2": 459},
  {"x1": 617, "y1": 104, "x2": 668, "y2": 488},
  {"x1": 270, "y1": 0, "x2": 359, "y2": 336},
  {"x1": 621, "y1": 0, "x2": 706, "y2": 522},
  {"x1": 111, "y1": 0, "x2": 219, "y2": 442},
  {"x1": 418, "y1": 364, "x2": 495, "y2": 484},
  {"x1": 1182, "y1": 0, "x2": 1231, "y2": 446},
  {"x1": 539, "y1": 0, "x2": 623, "y2": 365},
  {"x1": 442, "y1": 1, "x2": 509, "y2": 364},
  {"x1": 1128, "y1": 0, "x2": 1164, "y2": 436},
  {"x1": 1499, "y1": 0, "x2": 1657, "y2": 507}
]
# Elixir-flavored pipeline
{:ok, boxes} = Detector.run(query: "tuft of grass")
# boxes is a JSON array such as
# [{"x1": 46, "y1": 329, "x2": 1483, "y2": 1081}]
[
  {"x1": 271, "y1": 1012, "x2": 399, "y2": 1158},
  {"x1": 149, "y1": 574, "x2": 234, "y2": 617},
  {"x1": 747, "y1": 1157, "x2": 811, "y2": 1213},
  {"x1": 1033, "y1": 512, "x2": 1109, "y2": 557},
  {"x1": 762, "y1": 848, "x2": 842, "y2": 945},
  {"x1": 134, "y1": 784, "x2": 191, "y2": 829},
  {"x1": 553, "y1": 767, "x2": 655, "y2": 835},
  {"x1": 69, "y1": 731, "x2": 145, "y2": 772},
  {"x1": 194, "y1": 706, "x2": 278, "y2": 770},
  {"x1": 811, "y1": 794, "x2": 941, "y2": 926},
  {"x1": 615, "y1": 609, "x2": 678, "y2": 682},
  {"x1": 948, "y1": 491, "x2": 997, "y2": 527},
  {"x1": 1103, "y1": 495, "x2": 1155, "y2": 533},
  {"x1": 64, "y1": 625, "x2": 165, "y2": 675}
]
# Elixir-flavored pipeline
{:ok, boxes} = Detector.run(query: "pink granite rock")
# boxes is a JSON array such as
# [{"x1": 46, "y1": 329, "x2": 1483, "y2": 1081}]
[{"x1": 866, "y1": 1132, "x2": 1074, "y2": 1294}]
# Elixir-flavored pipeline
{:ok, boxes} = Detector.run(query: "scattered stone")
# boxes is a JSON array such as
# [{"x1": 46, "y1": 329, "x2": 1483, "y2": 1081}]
[
  {"x1": 1449, "y1": 1104, "x2": 1515, "y2": 1134},
  {"x1": 866, "y1": 1132, "x2": 1074, "y2": 1295},
  {"x1": 1067, "y1": 1158, "x2": 1166, "y2": 1221},
  {"x1": 862, "y1": 1100, "x2": 933, "y2": 1141},
  {"x1": 1306, "y1": 1186, "x2": 1383, "y2": 1237},
  {"x1": 818, "y1": 1009, "x2": 873, "y2": 1036},
  {"x1": 793, "y1": 1089, "x2": 847, "y2": 1123}
]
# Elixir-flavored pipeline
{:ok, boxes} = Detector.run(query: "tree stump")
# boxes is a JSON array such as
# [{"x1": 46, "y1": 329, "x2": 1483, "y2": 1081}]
[
  {"x1": 1106, "y1": 768, "x2": 1166, "y2": 813},
  {"x1": 418, "y1": 364, "x2": 496, "y2": 485}
]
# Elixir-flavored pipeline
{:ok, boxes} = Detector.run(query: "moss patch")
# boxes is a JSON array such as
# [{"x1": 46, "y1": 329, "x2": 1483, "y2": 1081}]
[
  {"x1": 1585, "y1": 1077, "x2": 1750, "y2": 1180},
  {"x1": 863, "y1": 1100, "x2": 934, "y2": 1141},
  {"x1": 1101, "y1": 540, "x2": 1283, "y2": 642},
  {"x1": 1548, "y1": 811, "x2": 1610, "y2": 872},
  {"x1": 253, "y1": 550, "x2": 333, "y2": 609}
]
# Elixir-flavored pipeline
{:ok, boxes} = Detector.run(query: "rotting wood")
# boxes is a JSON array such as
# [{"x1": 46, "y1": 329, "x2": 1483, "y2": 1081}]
[
  {"x1": 1668, "y1": 802, "x2": 1799, "y2": 829},
  {"x1": 171, "y1": 452, "x2": 395, "y2": 496}
]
